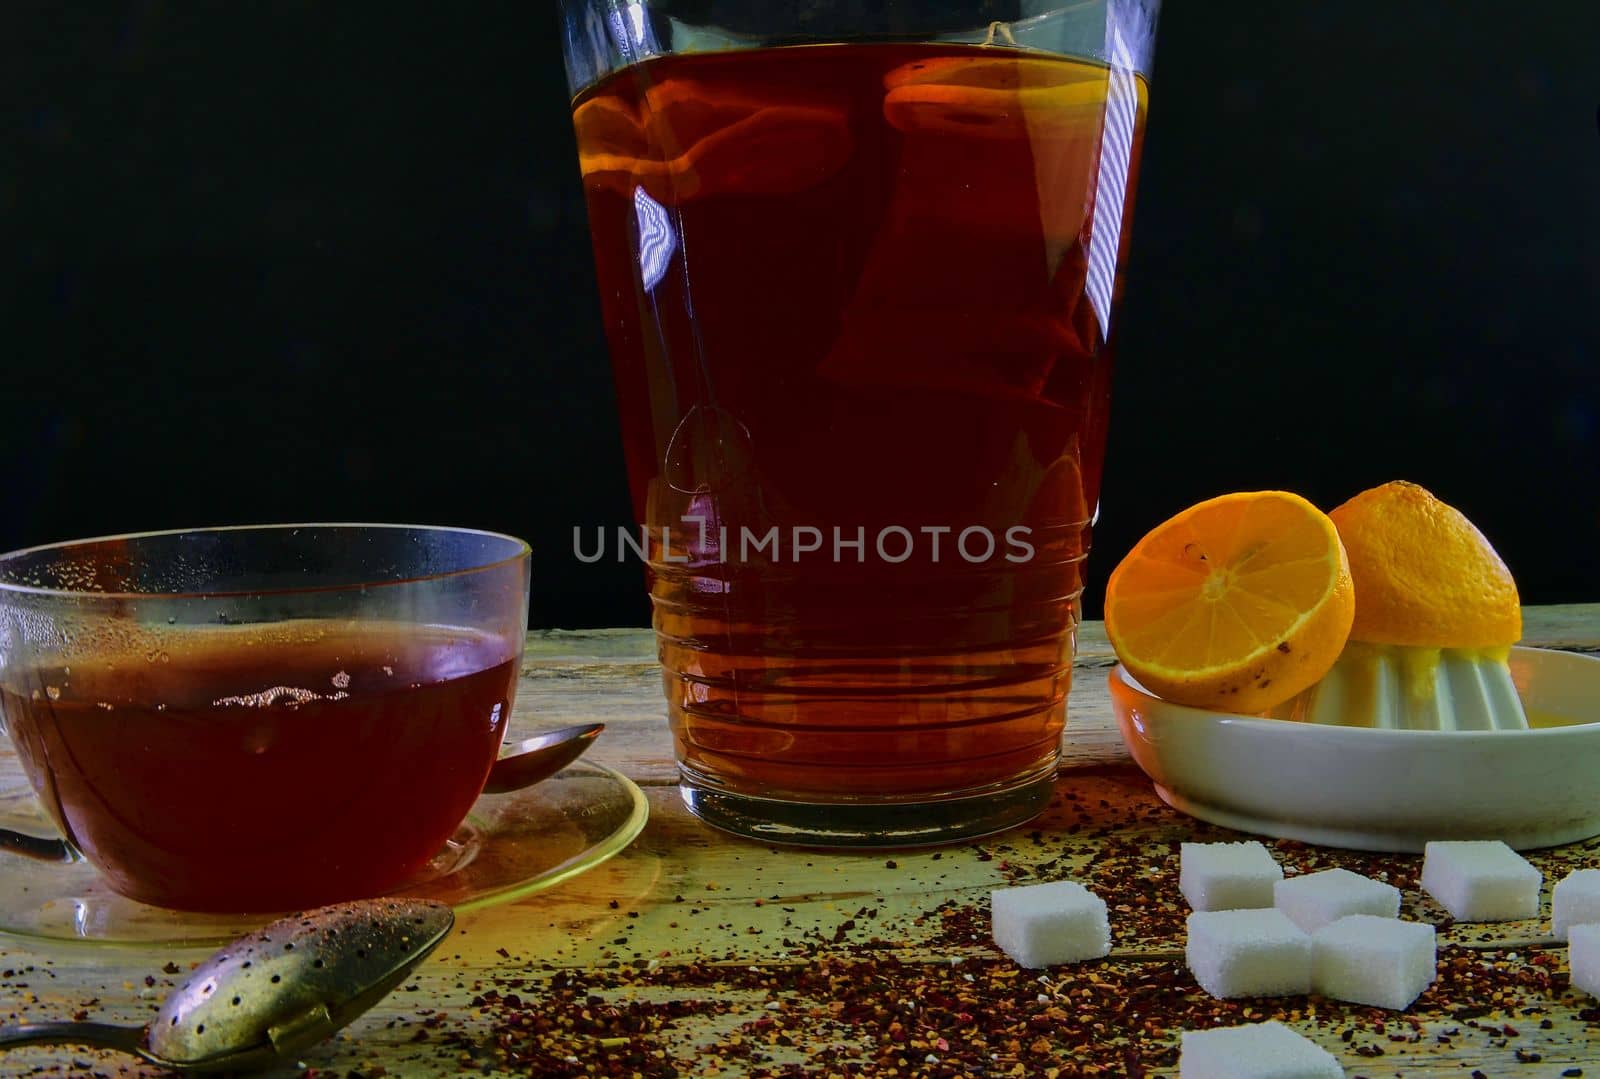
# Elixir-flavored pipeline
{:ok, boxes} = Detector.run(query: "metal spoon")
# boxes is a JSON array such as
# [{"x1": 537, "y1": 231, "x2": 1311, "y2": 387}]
[
  {"x1": 482, "y1": 721, "x2": 604, "y2": 794},
  {"x1": 1, "y1": 722, "x2": 604, "y2": 862},
  {"x1": 0, "y1": 898, "x2": 453, "y2": 1072}
]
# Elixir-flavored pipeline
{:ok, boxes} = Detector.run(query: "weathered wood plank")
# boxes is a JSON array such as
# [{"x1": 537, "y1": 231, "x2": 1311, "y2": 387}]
[
  {"x1": 525, "y1": 604, "x2": 1596, "y2": 786},
  {"x1": 522, "y1": 604, "x2": 1596, "y2": 667},
  {"x1": 2, "y1": 606, "x2": 1597, "y2": 1076},
  {"x1": 6, "y1": 778, "x2": 1599, "y2": 1075}
]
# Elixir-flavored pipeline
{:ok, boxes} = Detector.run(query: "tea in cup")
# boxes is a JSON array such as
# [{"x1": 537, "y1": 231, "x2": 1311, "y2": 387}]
[{"x1": 0, "y1": 524, "x2": 529, "y2": 912}]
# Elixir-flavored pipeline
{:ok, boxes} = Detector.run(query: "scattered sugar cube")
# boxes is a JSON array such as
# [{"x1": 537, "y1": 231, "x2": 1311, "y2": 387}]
[
  {"x1": 1421, "y1": 840, "x2": 1541, "y2": 921},
  {"x1": 1181, "y1": 841, "x2": 1284, "y2": 911},
  {"x1": 990, "y1": 880, "x2": 1110, "y2": 968},
  {"x1": 1312, "y1": 914, "x2": 1436, "y2": 1010},
  {"x1": 1570, "y1": 924, "x2": 1600, "y2": 999},
  {"x1": 1179, "y1": 1020, "x2": 1344, "y2": 1079},
  {"x1": 1186, "y1": 908, "x2": 1311, "y2": 999},
  {"x1": 1553, "y1": 868, "x2": 1600, "y2": 939},
  {"x1": 1274, "y1": 867, "x2": 1402, "y2": 932}
]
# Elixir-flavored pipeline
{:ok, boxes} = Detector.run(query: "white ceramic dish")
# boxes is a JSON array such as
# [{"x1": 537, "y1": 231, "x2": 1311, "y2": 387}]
[{"x1": 1109, "y1": 646, "x2": 1600, "y2": 852}]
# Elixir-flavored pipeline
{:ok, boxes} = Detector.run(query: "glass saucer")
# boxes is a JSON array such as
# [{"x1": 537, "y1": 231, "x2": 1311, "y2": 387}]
[{"x1": 0, "y1": 748, "x2": 648, "y2": 949}]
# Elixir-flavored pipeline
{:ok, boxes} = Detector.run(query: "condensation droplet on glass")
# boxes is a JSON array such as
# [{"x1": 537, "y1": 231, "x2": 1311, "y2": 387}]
[
  {"x1": 156, "y1": 703, "x2": 167, "y2": 711},
  {"x1": 159, "y1": 651, "x2": 170, "y2": 663},
  {"x1": 45, "y1": 686, "x2": 61, "y2": 701},
  {"x1": 167, "y1": 617, "x2": 177, "y2": 625},
  {"x1": 331, "y1": 670, "x2": 351, "y2": 690},
  {"x1": 97, "y1": 701, "x2": 114, "y2": 711},
  {"x1": 488, "y1": 701, "x2": 504, "y2": 731},
  {"x1": 382, "y1": 665, "x2": 394, "y2": 677}
]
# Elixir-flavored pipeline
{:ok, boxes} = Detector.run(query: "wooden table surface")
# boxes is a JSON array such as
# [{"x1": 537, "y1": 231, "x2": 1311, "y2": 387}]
[{"x1": 4, "y1": 604, "x2": 1598, "y2": 1077}]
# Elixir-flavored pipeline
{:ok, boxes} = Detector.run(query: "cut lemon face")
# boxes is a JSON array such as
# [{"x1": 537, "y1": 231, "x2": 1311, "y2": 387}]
[{"x1": 1105, "y1": 491, "x2": 1355, "y2": 712}]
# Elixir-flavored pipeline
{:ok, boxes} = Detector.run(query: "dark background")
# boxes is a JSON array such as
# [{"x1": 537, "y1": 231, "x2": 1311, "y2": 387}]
[{"x1": 4, "y1": 3, "x2": 1597, "y2": 628}]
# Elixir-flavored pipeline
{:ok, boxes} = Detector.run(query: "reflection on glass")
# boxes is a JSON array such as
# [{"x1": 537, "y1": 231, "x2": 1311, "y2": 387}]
[
  {"x1": 633, "y1": 185, "x2": 677, "y2": 292},
  {"x1": 1084, "y1": 0, "x2": 1150, "y2": 338},
  {"x1": 607, "y1": 1, "x2": 659, "y2": 66}
]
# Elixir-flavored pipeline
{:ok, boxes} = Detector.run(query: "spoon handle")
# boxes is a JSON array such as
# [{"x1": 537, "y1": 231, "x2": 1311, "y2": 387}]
[
  {"x1": 0, "y1": 829, "x2": 76, "y2": 863},
  {"x1": 0, "y1": 1021, "x2": 145, "y2": 1055}
]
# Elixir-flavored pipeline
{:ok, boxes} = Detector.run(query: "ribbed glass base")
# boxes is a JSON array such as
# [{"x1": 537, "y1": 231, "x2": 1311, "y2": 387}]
[{"x1": 678, "y1": 766, "x2": 1056, "y2": 848}]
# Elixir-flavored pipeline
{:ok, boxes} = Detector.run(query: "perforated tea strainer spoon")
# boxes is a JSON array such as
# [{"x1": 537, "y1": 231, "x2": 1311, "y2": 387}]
[{"x1": 0, "y1": 898, "x2": 453, "y2": 1072}]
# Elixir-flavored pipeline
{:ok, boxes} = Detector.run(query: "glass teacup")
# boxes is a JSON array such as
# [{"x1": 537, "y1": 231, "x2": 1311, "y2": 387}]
[{"x1": 0, "y1": 524, "x2": 529, "y2": 912}]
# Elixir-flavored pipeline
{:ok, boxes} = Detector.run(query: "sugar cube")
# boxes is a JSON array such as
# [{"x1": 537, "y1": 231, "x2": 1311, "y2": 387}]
[
  {"x1": 1179, "y1": 1020, "x2": 1344, "y2": 1079},
  {"x1": 1312, "y1": 914, "x2": 1436, "y2": 1010},
  {"x1": 1275, "y1": 867, "x2": 1402, "y2": 932},
  {"x1": 990, "y1": 880, "x2": 1110, "y2": 968},
  {"x1": 1570, "y1": 923, "x2": 1600, "y2": 999},
  {"x1": 1421, "y1": 840, "x2": 1541, "y2": 921},
  {"x1": 1552, "y1": 868, "x2": 1600, "y2": 939},
  {"x1": 1186, "y1": 908, "x2": 1311, "y2": 999},
  {"x1": 1181, "y1": 841, "x2": 1284, "y2": 911}
]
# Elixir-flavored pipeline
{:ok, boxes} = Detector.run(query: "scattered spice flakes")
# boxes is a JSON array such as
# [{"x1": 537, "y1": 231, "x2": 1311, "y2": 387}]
[
  {"x1": 407, "y1": 780, "x2": 1600, "y2": 1075},
  {"x1": 22, "y1": 774, "x2": 1600, "y2": 1076},
  {"x1": 445, "y1": 956, "x2": 1204, "y2": 1076},
  {"x1": 437, "y1": 975, "x2": 736, "y2": 1077},
  {"x1": 418, "y1": 938, "x2": 1593, "y2": 1079}
]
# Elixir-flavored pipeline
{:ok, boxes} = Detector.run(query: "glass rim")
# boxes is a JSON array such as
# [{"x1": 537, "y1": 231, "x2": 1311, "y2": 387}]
[
  {"x1": 0, "y1": 522, "x2": 532, "y2": 602},
  {"x1": 559, "y1": 0, "x2": 1162, "y2": 97}
]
